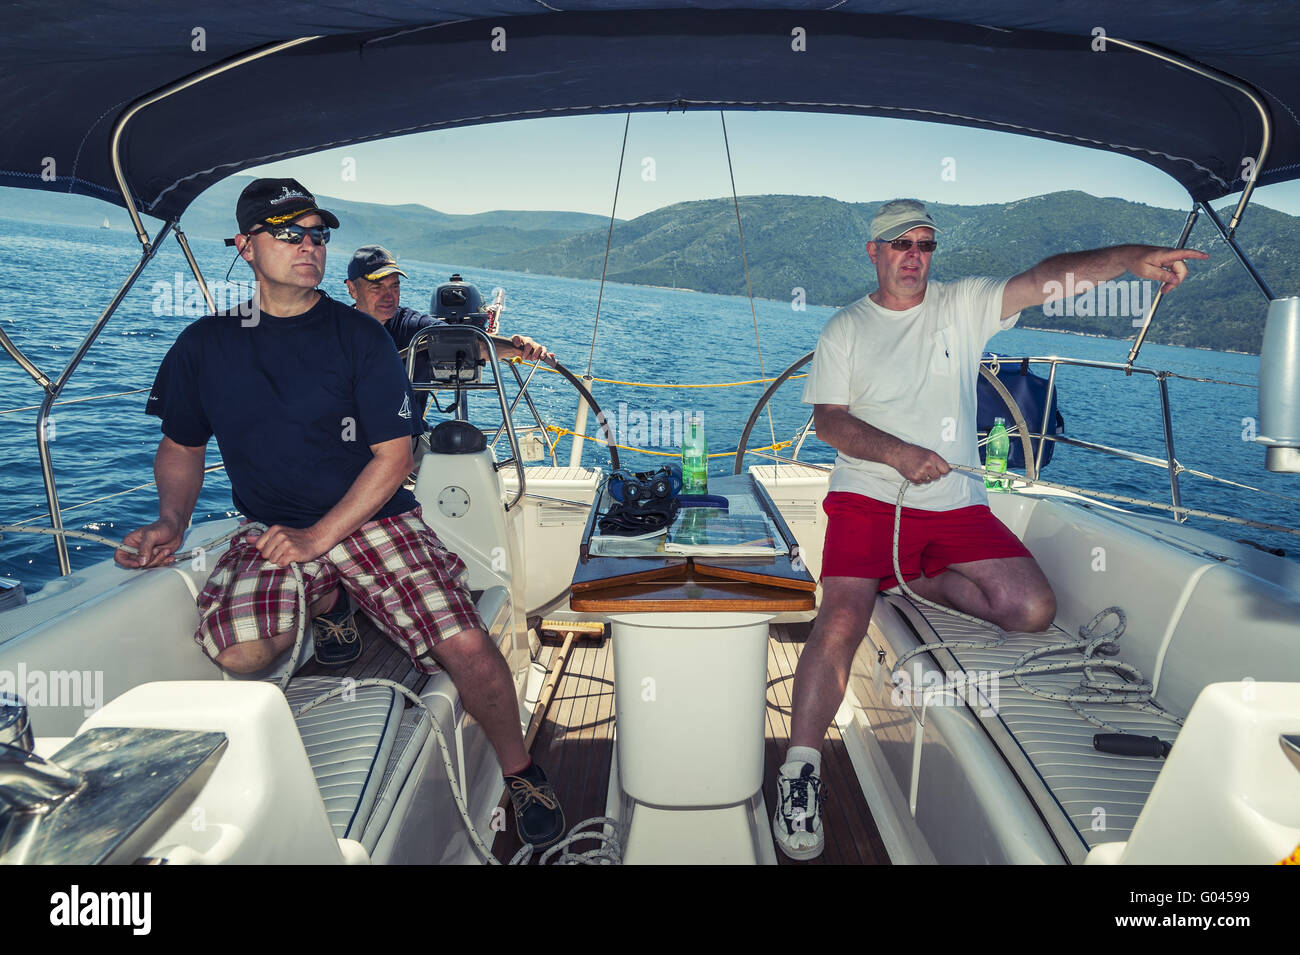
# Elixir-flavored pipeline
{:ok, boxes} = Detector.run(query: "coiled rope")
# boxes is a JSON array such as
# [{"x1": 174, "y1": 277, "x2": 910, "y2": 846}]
[{"x1": 888, "y1": 466, "x2": 1184, "y2": 732}]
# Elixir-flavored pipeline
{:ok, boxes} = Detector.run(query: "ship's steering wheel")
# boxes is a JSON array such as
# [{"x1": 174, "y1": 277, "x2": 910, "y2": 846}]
[{"x1": 401, "y1": 335, "x2": 620, "y2": 473}]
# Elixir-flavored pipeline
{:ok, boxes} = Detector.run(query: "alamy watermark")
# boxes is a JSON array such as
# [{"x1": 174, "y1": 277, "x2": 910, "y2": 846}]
[
  {"x1": 0, "y1": 664, "x2": 103, "y2": 717},
  {"x1": 1042, "y1": 275, "x2": 1155, "y2": 325},
  {"x1": 151, "y1": 273, "x2": 259, "y2": 322},
  {"x1": 598, "y1": 402, "x2": 700, "y2": 449},
  {"x1": 891, "y1": 665, "x2": 1001, "y2": 716}
]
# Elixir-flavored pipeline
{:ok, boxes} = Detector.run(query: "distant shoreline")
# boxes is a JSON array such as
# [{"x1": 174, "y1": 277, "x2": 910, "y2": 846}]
[
  {"x1": 0, "y1": 214, "x2": 1263, "y2": 358},
  {"x1": 1016, "y1": 323, "x2": 1255, "y2": 356}
]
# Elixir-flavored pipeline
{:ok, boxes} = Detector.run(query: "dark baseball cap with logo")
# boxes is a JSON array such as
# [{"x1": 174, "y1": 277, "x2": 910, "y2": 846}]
[
  {"x1": 235, "y1": 177, "x2": 340, "y2": 234},
  {"x1": 348, "y1": 245, "x2": 408, "y2": 282}
]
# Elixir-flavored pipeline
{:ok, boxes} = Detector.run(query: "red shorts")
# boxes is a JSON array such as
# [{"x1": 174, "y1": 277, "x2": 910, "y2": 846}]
[
  {"x1": 195, "y1": 507, "x2": 483, "y2": 673},
  {"x1": 821, "y1": 491, "x2": 1032, "y2": 591}
]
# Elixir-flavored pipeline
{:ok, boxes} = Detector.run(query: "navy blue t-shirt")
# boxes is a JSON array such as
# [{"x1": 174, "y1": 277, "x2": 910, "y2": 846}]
[
  {"x1": 146, "y1": 292, "x2": 420, "y2": 529},
  {"x1": 384, "y1": 306, "x2": 447, "y2": 420}
]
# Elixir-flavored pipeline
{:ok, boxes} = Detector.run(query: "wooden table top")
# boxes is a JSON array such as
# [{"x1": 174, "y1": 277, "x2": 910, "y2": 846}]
[{"x1": 570, "y1": 473, "x2": 816, "y2": 614}]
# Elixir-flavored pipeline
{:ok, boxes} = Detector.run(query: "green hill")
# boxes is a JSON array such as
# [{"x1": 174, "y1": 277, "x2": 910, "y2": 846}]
[
  {"x1": 0, "y1": 177, "x2": 614, "y2": 265},
  {"x1": 489, "y1": 191, "x2": 1297, "y2": 354}
]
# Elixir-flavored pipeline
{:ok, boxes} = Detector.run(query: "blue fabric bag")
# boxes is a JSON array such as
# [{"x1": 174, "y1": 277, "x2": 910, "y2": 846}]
[{"x1": 976, "y1": 357, "x2": 1065, "y2": 470}]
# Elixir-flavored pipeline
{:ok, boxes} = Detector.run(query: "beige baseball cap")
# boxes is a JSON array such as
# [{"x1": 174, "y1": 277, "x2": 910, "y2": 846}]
[{"x1": 870, "y1": 199, "x2": 941, "y2": 241}]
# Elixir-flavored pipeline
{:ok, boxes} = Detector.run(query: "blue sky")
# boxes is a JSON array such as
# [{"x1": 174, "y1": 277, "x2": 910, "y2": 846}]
[{"x1": 248, "y1": 110, "x2": 1300, "y2": 221}]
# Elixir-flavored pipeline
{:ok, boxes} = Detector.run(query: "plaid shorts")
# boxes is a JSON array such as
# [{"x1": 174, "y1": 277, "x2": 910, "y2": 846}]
[{"x1": 195, "y1": 506, "x2": 484, "y2": 673}]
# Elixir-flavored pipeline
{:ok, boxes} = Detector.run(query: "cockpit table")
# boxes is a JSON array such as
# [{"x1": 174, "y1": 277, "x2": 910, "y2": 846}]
[{"x1": 571, "y1": 473, "x2": 815, "y2": 863}]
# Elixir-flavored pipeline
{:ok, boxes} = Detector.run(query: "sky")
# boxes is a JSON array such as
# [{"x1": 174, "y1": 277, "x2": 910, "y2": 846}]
[{"x1": 247, "y1": 109, "x2": 1300, "y2": 222}]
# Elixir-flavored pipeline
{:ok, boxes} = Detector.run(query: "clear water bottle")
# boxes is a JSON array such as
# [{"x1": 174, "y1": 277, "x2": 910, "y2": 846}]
[
  {"x1": 682, "y1": 413, "x2": 708, "y2": 493},
  {"x1": 985, "y1": 416, "x2": 1009, "y2": 490}
]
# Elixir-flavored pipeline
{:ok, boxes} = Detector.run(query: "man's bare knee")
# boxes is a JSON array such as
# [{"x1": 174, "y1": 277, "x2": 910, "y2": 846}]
[
  {"x1": 213, "y1": 629, "x2": 296, "y2": 674},
  {"x1": 215, "y1": 641, "x2": 277, "y2": 674},
  {"x1": 994, "y1": 586, "x2": 1056, "y2": 633},
  {"x1": 1022, "y1": 587, "x2": 1057, "y2": 632},
  {"x1": 428, "y1": 628, "x2": 494, "y2": 671}
]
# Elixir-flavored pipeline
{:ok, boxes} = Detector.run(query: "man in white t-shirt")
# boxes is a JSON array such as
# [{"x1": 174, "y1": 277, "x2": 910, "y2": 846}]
[{"x1": 773, "y1": 198, "x2": 1210, "y2": 861}]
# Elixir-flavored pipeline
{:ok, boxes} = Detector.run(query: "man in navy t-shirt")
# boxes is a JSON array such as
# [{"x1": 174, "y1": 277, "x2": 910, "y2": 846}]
[
  {"x1": 343, "y1": 245, "x2": 553, "y2": 422},
  {"x1": 114, "y1": 178, "x2": 567, "y2": 849}
]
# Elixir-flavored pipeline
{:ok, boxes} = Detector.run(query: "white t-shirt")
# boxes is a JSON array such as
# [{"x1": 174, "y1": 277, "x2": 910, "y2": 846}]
[{"x1": 801, "y1": 277, "x2": 1020, "y2": 510}]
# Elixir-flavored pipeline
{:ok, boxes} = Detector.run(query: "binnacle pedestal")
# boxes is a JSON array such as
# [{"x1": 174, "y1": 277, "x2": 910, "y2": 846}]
[
  {"x1": 606, "y1": 611, "x2": 775, "y2": 865},
  {"x1": 572, "y1": 473, "x2": 817, "y2": 863}
]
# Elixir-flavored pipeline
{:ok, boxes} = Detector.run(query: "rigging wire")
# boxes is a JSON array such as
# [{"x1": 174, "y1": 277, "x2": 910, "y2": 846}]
[
  {"x1": 586, "y1": 114, "x2": 632, "y2": 379},
  {"x1": 720, "y1": 111, "x2": 781, "y2": 483}
]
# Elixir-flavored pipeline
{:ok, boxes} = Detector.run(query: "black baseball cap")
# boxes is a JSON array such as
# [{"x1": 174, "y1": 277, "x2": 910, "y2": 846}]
[
  {"x1": 235, "y1": 177, "x2": 340, "y2": 235},
  {"x1": 348, "y1": 245, "x2": 408, "y2": 282}
]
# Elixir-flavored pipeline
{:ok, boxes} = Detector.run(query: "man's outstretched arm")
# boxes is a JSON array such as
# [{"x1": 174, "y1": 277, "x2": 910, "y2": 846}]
[
  {"x1": 114, "y1": 436, "x2": 206, "y2": 568},
  {"x1": 815, "y1": 404, "x2": 949, "y2": 485},
  {"x1": 249, "y1": 435, "x2": 414, "y2": 568},
  {"x1": 1002, "y1": 244, "x2": 1210, "y2": 319}
]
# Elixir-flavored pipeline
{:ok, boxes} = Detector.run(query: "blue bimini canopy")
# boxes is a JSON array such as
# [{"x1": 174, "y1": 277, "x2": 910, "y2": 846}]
[{"x1": 2, "y1": 2, "x2": 1299, "y2": 221}]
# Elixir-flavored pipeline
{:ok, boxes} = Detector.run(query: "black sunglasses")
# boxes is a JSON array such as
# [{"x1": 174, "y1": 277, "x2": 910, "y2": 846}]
[
  {"x1": 878, "y1": 238, "x2": 937, "y2": 252},
  {"x1": 249, "y1": 223, "x2": 331, "y2": 245}
]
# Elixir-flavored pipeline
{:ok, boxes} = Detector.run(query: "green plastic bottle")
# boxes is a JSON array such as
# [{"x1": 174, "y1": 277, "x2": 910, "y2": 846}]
[
  {"x1": 985, "y1": 416, "x2": 1009, "y2": 490},
  {"x1": 682, "y1": 413, "x2": 708, "y2": 493}
]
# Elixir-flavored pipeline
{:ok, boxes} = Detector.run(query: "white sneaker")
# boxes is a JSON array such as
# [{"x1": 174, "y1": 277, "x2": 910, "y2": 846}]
[{"x1": 773, "y1": 762, "x2": 824, "y2": 861}]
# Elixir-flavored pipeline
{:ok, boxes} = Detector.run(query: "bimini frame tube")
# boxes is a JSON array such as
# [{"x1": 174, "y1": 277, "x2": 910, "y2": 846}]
[
  {"x1": 1198, "y1": 201, "x2": 1276, "y2": 302},
  {"x1": 36, "y1": 221, "x2": 174, "y2": 574},
  {"x1": 174, "y1": 226, "x2": 216, "y2": 314},
  {"x1": 1105, "y1": 37, "x2": 1273, "y2": 237},
  {"x1": 108, "y1": 36, "x2": 322, "y2": 246},
  {"x1": 1126, "y1": 205, "x2": 1200, "y2": 370},
  {"x1": 1106, "y1": 37, "x2": 1275, "y2": 370}
]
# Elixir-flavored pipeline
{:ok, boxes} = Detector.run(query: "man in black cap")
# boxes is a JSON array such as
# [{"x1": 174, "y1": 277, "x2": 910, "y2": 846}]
[
  {"x1": 344, "y1": 244, "x2": 553, "y2": 421},
  {"x1": 116, "y1": 178, "x2": 567, "y2": 850}
]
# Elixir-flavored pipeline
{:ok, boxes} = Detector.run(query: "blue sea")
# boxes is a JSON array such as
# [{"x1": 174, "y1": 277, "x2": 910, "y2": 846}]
[{"x1": 2, "y1": 217, "x2": 1296, "y2": 592}]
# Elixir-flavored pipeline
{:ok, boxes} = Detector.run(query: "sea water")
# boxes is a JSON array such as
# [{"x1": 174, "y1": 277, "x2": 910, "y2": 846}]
[{"x1": 1, "y1": 217, "x2": 1296, "y2": 592}]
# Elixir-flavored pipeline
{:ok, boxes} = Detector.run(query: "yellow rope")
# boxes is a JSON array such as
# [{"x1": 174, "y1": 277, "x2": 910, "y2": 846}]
[
  {"x1": 544, "y1": 425, "x2": 791, "y2": 459},
  {"x1": 529, "y1": 363, "x2": 805, "y2": 389}
]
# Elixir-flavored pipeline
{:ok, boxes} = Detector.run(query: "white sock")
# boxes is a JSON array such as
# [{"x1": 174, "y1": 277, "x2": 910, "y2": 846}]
[{"x1": 782, "y1": 746, "x2": 821, "y2": 776}]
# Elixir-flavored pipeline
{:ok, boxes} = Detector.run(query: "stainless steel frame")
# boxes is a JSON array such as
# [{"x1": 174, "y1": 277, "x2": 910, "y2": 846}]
[
  {"x1": 1108, "y1": 37, "x2": 1275, "y2": 368},
  {"x1": 10, "y1": 221, "x2": 174, "y2": 574},
  {"x1": 1198, "y1": 201, "x2": 1276, "y2": 302},
  {"x1": 1126, "y1": 206, "x2": 1201, "y2": 369},
  {"x1": 1107, "y1": 38, "x2": 1273, "y2": 237}
]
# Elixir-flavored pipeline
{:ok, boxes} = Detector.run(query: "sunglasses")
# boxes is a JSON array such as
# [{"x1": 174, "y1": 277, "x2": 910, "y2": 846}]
[
  {"x1": 249, "y1": 223, "x2": 331, "y2": 245},
  {"x1": 878, "y1": 238, "x2": 937, "y2": 252}
]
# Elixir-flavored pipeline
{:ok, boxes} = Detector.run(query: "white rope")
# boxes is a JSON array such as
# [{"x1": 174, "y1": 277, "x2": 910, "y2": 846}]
[{"x1": 888, "y1": 467, "x2": 1183, "y2": 733}]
